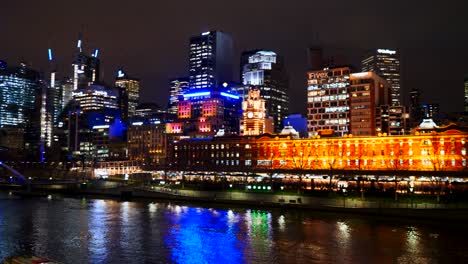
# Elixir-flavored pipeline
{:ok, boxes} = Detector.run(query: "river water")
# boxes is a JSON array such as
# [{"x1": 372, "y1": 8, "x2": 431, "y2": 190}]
[{"x1": 0, "y1": 191, "x2": 467, "y2": 263}]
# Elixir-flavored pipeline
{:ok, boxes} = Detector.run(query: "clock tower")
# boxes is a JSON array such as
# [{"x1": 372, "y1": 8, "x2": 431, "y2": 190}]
[{"x1": 240, "y1": 88, "x2": 272, "y2": 135}]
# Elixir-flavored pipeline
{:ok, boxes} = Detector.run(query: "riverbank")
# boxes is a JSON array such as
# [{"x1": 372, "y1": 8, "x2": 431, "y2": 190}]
[{"x1": 4, "y1": 182, "x2": 468, "y2": 222}]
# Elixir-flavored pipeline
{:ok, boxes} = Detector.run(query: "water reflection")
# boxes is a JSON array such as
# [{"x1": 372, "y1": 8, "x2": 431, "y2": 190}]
[
  {"x1": 165, "y1": 206, "x2": 245, "y2": 264},
  {"x1": 0, "y1": 191, "x2": 467, "y2": 263},
  {"x1": 88, "y1": 200, "x2": 109, "y2": 262}
]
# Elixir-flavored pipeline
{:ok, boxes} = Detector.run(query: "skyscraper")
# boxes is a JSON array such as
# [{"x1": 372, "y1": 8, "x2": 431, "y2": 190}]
[
  {"x1": 72, "y1": 38, "x2": 100, "y2": 91},
  {"x1": 409, "y1": 88, "x2": 422, "y2": 125},
  {"x1": 306, "y1": 46, "x2": 323, "y2": 71},
  {"x1": 238, "y1": 50, "x2": 289, "y2": 132},
  {"x1": 168, "y1": 77, "x2": 189, "y2": 114},
  {"x1": 349, "y1": 72, "x2": 389, "y2": 136},
  {"x1": 421, "y1": 103, "x2": 440, "y2": 120},
  {"x1": 73, "y1": 84, "x2": 118, "y2": 112},
  {"x1": 0, "y1": 61, "x2": 39, "y2": 127},
  {"x1": 116, "y1": 69, "x2": 140, "y2": 122},
  {"x1": 361, "y1": 49, "x2": 401, "y2": 106},
  {"x1": 306, "y1": 66, "x2": 351, "y2": 136},
  {"x1": 188, "y1": 31, "x2": 233, "y2": 89}
]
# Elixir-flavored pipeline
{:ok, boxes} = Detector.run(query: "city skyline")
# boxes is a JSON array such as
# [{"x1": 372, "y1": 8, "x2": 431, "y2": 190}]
[{"x1": 1, "y1": 0, "x2": 467, "y2": 115}]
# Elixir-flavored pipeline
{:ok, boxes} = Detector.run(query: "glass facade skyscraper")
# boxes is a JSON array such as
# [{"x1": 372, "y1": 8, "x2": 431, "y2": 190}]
[
  {"x1": 0, "y1": 62, "x2": 39, "y2": 127},
  {"x1": 116, "y1": 69, "x2": 140, "y2": 122},
  {"x1": 361, "y1": 49, "x2": 401, "y2": 106},
  {"x1": 237, "y1": 50, "x2": 289, "y2": 132},
  {"x1": 189, "y1": 31, "x2": 233, "y2": 89},
  {"x1": 168, "y1": 77, "x2": 189, "y2": 114}
]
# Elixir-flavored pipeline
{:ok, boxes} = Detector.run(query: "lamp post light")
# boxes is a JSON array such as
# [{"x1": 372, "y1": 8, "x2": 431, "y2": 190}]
[{"x1": 229, "y1": 184, "x2": 233, "y2": 200}]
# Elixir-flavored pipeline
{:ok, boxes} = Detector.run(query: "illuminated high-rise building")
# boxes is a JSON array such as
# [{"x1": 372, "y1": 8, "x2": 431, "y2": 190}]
[
  {"x1": 409, "y1": 88, "x2": 422, "y2": 126},
  {"x1": 422, "y1": 103, "x2": 440, "y2": 120},
  {"x1": 61, "y1": 78, "x2": 74, "y2": 110},
  {"x1": 116, "y1": 69, "x2": 140, "y2": 122},
  {"x1": 189, "y1": 31, "x2": 233, "y2": 89},
  {"x1": 0, "y1": 61, "x2": 39, "y2": 127},
  {"x1": 349, "y1": 72, "x2": 389, "y2": 136},
  {"x1": 168, "y1": 77, "x2": 189, "y2": 114},
  {"x1": 73, "y1": 84, "x2": 118, "y2": 112},
  {"x1": 72, "y1": 37, "x2": 100, "y2": 91},
  {"x1": 240, "y1": 89, "x2": 272, "y2": 136},
  {"x1": 361, "y1": 49, "x2": 401, "y2": 106},
  {"x1": 237, "y1": 50, "x2": 289, "y2": 132},
  {"x1": 306, "y1": 66, "x2": 351, "y2": 137}
]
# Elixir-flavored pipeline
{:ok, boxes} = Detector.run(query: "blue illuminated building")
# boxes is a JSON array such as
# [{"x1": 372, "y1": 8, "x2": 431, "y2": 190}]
[
  {"x1": 168, "y1": 83, "x2": 241, "y2": 137},
  {"x1": 189, "y1": 31, "x2": 233, "y2": 89},
  {"x1": 283, "y1": 114, "x2": 308, "y2": 138},
  {"x1": 67, "y1": 108, "x2": 126, "y2": 161}
]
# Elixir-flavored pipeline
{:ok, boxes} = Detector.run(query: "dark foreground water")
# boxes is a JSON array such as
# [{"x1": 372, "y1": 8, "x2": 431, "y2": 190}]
[{"x1": 0, "y1": 192, "x2": 467, "y2": 264}]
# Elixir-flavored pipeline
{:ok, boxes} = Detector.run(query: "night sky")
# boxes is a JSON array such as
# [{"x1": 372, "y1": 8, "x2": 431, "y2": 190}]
[{"x1": 2, "y1": 0, "x2": 467, "y2": 114}]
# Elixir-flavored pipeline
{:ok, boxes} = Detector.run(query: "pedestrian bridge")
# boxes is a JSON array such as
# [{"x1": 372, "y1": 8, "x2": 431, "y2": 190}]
[{"x1": 0, "y1": 161, "x2": 29, "y2": 184}]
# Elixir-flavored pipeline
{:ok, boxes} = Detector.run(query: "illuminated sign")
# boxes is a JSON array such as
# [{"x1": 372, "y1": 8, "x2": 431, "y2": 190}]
[
  {"x1": 351, "y1": 72, "x2": 370, "y2": 78},
  {"x1": 377, "y1": 49, "x2": 396, "y2": 55},
  {"x1": 77, "y1": 39, "x2": 82, "y2": 48},
  {"x1": 132, "y1": 122, "x2": 143, "y2": 126},
  {"x1": 220, "y1": 92, "x2": 240, "y2": 100},
  {"x1": 48, "y1": 48, "x2": 53, "y2": 61},
  {"x1": 183, "y1": 91, "x2": 211, "y2": 98},
  {"x1": 308, "y1": 71, "x2": 328, "y2": 79},
  {"x1": 93, "y1": 125, "x2": 109, "y2": 129},
  {"x1": 117, "y1": 70, "x2": 125, "y2": 78},
  {"x1": 201, "y1": 31, "x2": 210, "y2": 36}
]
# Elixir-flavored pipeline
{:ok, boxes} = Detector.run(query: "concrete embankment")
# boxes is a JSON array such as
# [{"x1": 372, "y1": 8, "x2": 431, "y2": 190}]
[{"x1": 6, "y1": 183, "x2": 468, "y2": 221}]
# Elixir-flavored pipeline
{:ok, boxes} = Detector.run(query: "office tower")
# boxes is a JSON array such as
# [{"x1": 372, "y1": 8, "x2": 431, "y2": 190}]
[
  {"x1": 189, "y1": 31, "x2": 233, "y2": 89},
  {"x1": 166, "y1": 86, "x2": 241, "y2": 137},
  {"x1": 240, "y1": 89, "x2": 272, "y2": 136},
  {"x1": 464, "y1": 78, "x2": 468, "y2": 112},
  {"x1": 66, "y1": 108, "x2": 125, "y2": 160},
  {"x1": 376, "y1": 105, "x2": 410, "y2": 135},
  {"x1": 361, "y1": 49, "x2": 401, "y2": 106},
  {"x1": 61, "y1": 78, "x2": 74, "y2": 110},
  {"x1": 307, "y1": 46, "x2": 323, "y2": 71},
  {"x1": 127, "y1": 122, "x2": 168, "y2": 165},
  {"x1": 72, "y1": 84, "x2": 118, "y2": 112},
  {"x1": 238, "y1": 50, "x2": 289, "y2": 132},
  {"x1": 72, "y1": 38, "x2": 100, "y2": 91},
  {"x1": 409, "y1": 88, "x2": 422, "y2": 125},
  {"x1": 168, "y1": 77, "x2": 189, "y2": 114},
  {"x1": 349, "y1": 72, "x2": 389, "y2": 136},
  {"x1": 116, "y1": 69, "x2": 140, "y2": 122},
  {"x1": 421, "y1": 103, "x2": 440, "y2": 120},
  {"x1": 0, "y1": 62, "x2": 39, "y2": 127},
  {"x1": 306, "y1": 66, "x2": 351, "y2": 137},
  {"x1": 46, "y1": 48, "x2": 61, "y2": 126}
]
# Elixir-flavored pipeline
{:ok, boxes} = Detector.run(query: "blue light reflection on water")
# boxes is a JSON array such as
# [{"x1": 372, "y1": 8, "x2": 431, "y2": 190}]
[
  {"x1": 1, "y1": 191, "x2": 468, "y2": 263},
  {"x1": 88, "y1": 199, "x2": 109, "y2": 262},
  {"x1": 165, "y1": 206, "x2": 247, "y2": 264}
]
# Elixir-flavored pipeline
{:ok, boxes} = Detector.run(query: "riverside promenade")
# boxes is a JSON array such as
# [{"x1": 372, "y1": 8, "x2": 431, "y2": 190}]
[{"x1": 68, "y1": 183, "x2": 468, "y2": 221}]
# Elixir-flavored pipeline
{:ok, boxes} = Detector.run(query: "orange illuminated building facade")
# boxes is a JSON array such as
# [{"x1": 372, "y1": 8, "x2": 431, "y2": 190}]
[{"x1": 170, "y1": 124, "x2": 468, "y2": 175}]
